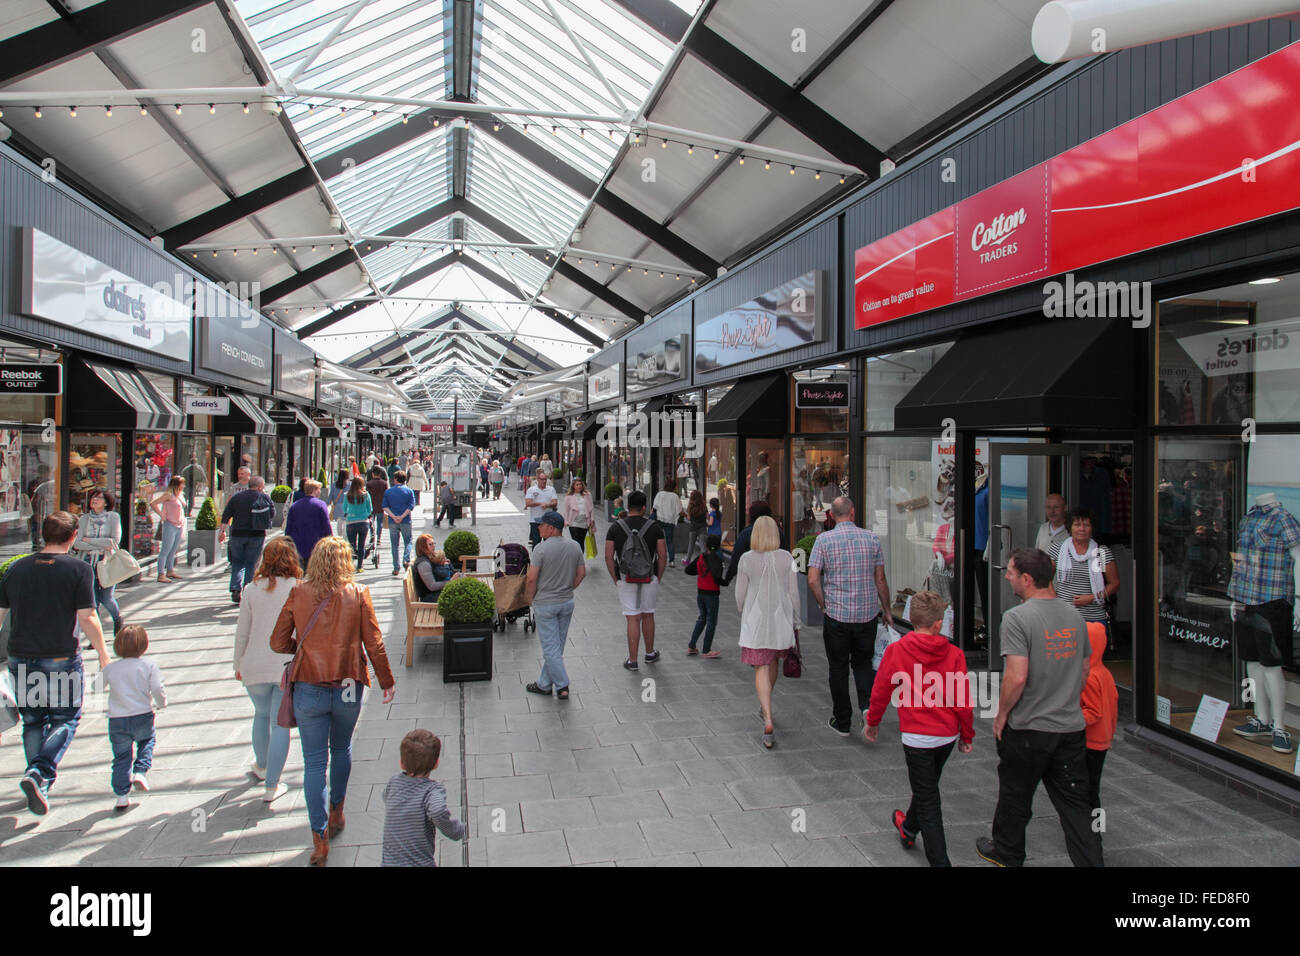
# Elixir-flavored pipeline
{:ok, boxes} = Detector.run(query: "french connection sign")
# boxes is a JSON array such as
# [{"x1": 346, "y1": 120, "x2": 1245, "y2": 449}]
[{"x1": 199, "y1": 313, "x2": 272, "y2": 387}]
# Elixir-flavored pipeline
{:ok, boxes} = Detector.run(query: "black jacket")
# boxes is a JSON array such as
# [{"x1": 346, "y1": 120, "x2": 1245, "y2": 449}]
[{"x1": 221, "y1": 489, "x2": 274, "y2": 535}]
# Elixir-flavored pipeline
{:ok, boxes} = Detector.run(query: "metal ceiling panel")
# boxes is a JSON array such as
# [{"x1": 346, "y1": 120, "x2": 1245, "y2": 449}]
[{"x1": 707, "y1": 0, "x2": 879, "y2": 86}]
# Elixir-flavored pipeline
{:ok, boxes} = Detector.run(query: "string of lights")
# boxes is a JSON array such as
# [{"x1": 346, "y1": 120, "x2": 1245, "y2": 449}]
[{"x1": 6, "y1": 97, "x2": 855, "y2": 185}]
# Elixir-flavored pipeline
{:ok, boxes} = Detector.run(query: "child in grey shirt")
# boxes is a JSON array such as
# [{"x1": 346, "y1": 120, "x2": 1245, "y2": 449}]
[{"x1": 382, "y1": 730, "x2": 466, "y2": 866}]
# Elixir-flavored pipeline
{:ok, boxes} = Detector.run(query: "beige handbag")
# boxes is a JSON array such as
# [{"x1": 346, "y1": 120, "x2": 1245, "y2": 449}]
[{"x1": 98, "y1": 545, "x2": 141, "y2": 587}]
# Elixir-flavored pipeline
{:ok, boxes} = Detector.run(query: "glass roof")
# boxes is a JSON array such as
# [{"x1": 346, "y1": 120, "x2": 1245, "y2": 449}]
[{"x1": 233, "y1": 0, "x2": 700, "y2": 412}]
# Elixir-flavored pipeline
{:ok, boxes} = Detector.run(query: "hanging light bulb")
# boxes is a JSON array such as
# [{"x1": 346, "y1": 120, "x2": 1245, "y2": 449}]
[
  {"x1": 139, "y1": 105, "x2": 147, "y2": 116},
  {"x1": 173, "y1": 104, "x2": 181, "y2": 115},
  {"x1": 839, "y1": 175, "x2": 846, "y2": 184},
  {"x1": 242, "y1": 103, "x2": 249, "y2": 114},
  {"x1": 687, "y1": 144, "x2": 693, "y2": 154},
  {"x1": 69, "y1": 106, "x2": 77, "y2": 118},
  {"x1": 311, "y1": 245, "x2": 317, "y2": 252},
  {"x1": 339, "y1": 105, "x2": 347, "y2": 114},
  {"x1": 402, "y1": 114, "x2": 408, "y2": 124},
  {"x1": 790, "y1": 165, "x2": 796, "y2": 175},
  {"x1": 232, "y1": 249, "x2": 238, "y2": 256},
  {"x1": 814, "y1": 170, "x2": 821, "y2": 180},
  {"x1": 208, "y1": 103, "x2": 215, "y2": 115},
  {"x1": 764, "y1": 160, "x2": 771, "y2": 170},
  {"x1": 713, "y1": 149, "x2": 720, "y2": 160},
  {"x1": 643, "y1": 268, "x2": 648, "y2": 275},
  {"x1": 191, "y1": 252, "x2": 197, "y2": 259},
  {"x1": 253, "y1": 247, "x2": 259, "y2": 255},
  {"x1": 738, "y1": 155, "x2": 745, "y2": 165},
  {"x1": 211, "y1": 250, "x2": 217, "y2": 257},
  {"x1": 661, "y1": 139, "x2": 667, "y2": 149},
  {"x1": 102, "y1": 105, "x2": 111, "y2": 117},
  {"x1": 34, "y1": 107, "x2": 42, "y2": 118},
  {"x1": 291, "y1": 246, "x2": 297, "y2": 253}
]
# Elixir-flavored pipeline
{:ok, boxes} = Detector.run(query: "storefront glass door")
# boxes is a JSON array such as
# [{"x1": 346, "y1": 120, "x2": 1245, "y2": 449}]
[{"x1": 987, "y1": 443, "x2": 1077, "y2": 664}]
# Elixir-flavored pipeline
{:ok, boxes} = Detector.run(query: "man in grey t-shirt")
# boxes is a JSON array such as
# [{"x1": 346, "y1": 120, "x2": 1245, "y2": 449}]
[
  {"x1": 977, "y1": 547, "x2": 1103, "y2": 868},
  {"x1": 525, "y1": 512, "x2": 586, "y2": 699}
]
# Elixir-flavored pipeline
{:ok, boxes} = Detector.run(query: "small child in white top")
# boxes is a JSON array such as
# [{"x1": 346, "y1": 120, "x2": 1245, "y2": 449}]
[{"x1": 95, "y1": 624, "x2": 166, "y2": 809}]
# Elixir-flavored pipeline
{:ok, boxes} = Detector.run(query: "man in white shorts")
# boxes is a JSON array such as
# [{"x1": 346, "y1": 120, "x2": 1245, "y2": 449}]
[{"x1": 604, "y1": 490, "x2": 667, "y2": 671}]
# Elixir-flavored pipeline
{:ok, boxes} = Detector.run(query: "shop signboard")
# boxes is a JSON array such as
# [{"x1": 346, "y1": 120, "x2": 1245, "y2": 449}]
[
  {"x1": 587, "y1": 363, "x2": 621, "y2": 403},
  {"x1": 183, "y1": 395, "x2": 230, "y2": 416},
  {"x1": 21, "y1": 228, "x2": 191, "y2": 361},
  {"x1": 795, "y1": 381, "x2": 848, "y2": 409},
  {"x1": 267, "y1": 409, "x2": 300, "y2": 425},
  {"x1": 274, "y1": 331, "x2": 317, "y2": 403},
  {"x1": 547, "y1": 422, "x2": 567, "y2": 435},
  {"x1": 854, "y1": 41, "x2": 1300, "y2": 329},
  {"x1": 199, "y1": 313, "x2": 273, "y2": 387},
  {"x1": 627, "y1": 336, "x2": 687, "y2": 394},
  {"x1": 0, "y1": 363, "x2": 62, "y2": 395},
  {"x1": 695, "y1": 271, "x2": 823, "y2": 374},
  {"x1": 421, "y1": 423, "x2": 466, "y2": 434},
  {"x1": 313, "y1": 416, "x2": 336, "y2": 428}
]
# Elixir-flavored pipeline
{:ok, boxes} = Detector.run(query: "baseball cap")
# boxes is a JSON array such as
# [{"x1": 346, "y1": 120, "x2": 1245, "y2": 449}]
[{"x1": 540, "y1": 511, "x2": 564, "y2": 530}]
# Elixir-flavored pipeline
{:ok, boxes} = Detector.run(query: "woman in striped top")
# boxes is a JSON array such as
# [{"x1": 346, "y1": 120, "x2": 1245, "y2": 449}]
[{"x1": 1051, "y1": 508, "x2": 1120, "y2": 645}]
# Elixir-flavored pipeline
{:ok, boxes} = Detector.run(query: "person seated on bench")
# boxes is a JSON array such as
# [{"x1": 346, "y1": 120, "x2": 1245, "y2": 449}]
[{"x1": 412, "y1": 535, "x2": 455, "y2": 601}]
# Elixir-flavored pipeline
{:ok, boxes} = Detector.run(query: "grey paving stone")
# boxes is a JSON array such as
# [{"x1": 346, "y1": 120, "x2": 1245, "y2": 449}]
[
  {"x1": 712, "y1": 807, "x2": 809, "y2": 847},
  {"x1": 468, "y1": 754, "x2": 516, "y2": 778},
  {"x1": 613, "y1": 763, "x2": 688, "y2": 792},
  {"x1": 773, "y1": 836, "x2": 869, "y2": 866},
  {"x1": 469, "y1": 731, "x2": 541, "y2": 755},
  {"x1": 640, "y1": 816, "x2": 729, "y2": 855},
  {"x1": 676, "y1": 756, "x2": 753, "y2": 786},
  {"x1": 631, "y1": 739, "x2": 704, "y2": 764},
  {"x1": 548, "y1": 770, "x2": 624, "y2": 798},
  {"x1": 482, "y1": 774, "x2": 554, "y2": 804},
  {"x1": 564, "y1": 822, "x2": 652, "y2": 864},
  {"x1": 726, "y1": 777, "x2": 811, "y2": 810},
  {"x1": 592, "y1": 722, "x2": 660, "y2": 746},
  {"x1": 484, "y1": 830, "x2": 572, "y2": 866},
  {"x1": 592, "y1": 790, "x2": 670, "y2": 825},
  {"x1": 616, "y1": 852, "x2": 701, "y2": 866},
  {"x1": 537, "y1": 727, "x2": 600, "y2": 750},
  {"x1": 574, "y1": 744, "x2": 643, "y2": 772},
  {"x1": 650, "y1": 718, "x2": 714, "y2": 739},
  {"x1": 520, "y1": 797, "x2": 599, "y2": 832},
  {"x1": 659, "y1": 783, "x2": 742, "y2": 818},
  {"x1": 511, "y1": 750, "x2": 580, "y2": 775},
  {"x1": 696, "y1": 844, "x2": 787, "y2": 866}
]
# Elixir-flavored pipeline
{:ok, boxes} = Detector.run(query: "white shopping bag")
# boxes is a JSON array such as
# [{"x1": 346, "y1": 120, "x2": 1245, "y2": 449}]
[{"x1": 872, "y1": 623, "x2": 902, "y2": 671}]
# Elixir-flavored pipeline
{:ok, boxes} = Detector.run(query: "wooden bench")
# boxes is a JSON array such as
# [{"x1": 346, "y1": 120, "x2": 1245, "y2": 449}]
[
  {"x1": 404, "y1": 569, "x2": 444, "y2": 668},
  {"x1": 459, "y1": 554, "x2": 497, "y2": 582}
]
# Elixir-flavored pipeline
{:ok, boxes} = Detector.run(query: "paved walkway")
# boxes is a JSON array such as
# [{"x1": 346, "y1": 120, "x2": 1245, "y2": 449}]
[{"x1": 3, "y1": 481, "x2": 1300, "y2": 867}]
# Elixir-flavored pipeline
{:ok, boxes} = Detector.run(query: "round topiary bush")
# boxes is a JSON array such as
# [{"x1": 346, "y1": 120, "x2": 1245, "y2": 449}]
[
  {"x1": 270, "y1": 484, "x2": 293, "y2": 503},
  {"x1": 437, "y1": 577, "x2": 495, "y2": 625},
  {"x1": 0, "y1": 552, "x2": 30, "y2": 581},
  {"x1": 552, "y1": 467, "x2": 563, "y2": 480},
  {"x1": 194, "y1": 497, "x2": 219, "y2": 531},
  {"x1": 443, "y1": 529, "x2": 479, "y2": 571},
  {"x1": 716, "y1": 478, "x2": 728, "y2": 490},
  {"x1": 604, "y1": 482, "x2": 622, "y2": 501},
  {"x1": 316, "y1": 468, "x2": 327, "y2": 484},
  {"x1": 794, "y1": 533, "x2": 818, "y2": 572}
]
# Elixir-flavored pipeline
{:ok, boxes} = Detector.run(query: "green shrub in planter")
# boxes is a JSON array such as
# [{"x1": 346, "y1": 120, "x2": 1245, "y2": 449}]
[
  {"x1": 437, "y1": 577, "x2": 495, "y2": 625},
  {"x1": 604, "y1": 482, "x2": 622, "y2": 501},
  {"x1": 0, "y1": 552, "x2": 30, "y2": 581},
  {"x1": 794, "y1": 533, "x2": 819, "y2": 573},
  {"x1": 443, "y1": 530, "x2": 479, "y2": 570},
  {"x1": 270, "y1": 484, "x2": 293, "y2": 504},
  {"x1": 552, "y1": 467, "x2": 563, "y2": 480},
  {"x1": 716, "y1": 478, "x2": 728, "y2": 490},
  {"x1": 316, "y1": 468, "x2": 327, "y2": 484},
  {"x1": 194, "y1": 497, "x2": 219, "y2": 531}
]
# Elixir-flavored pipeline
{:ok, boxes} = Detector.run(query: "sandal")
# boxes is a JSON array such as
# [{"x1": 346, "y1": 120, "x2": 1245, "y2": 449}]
[
  {"x1": 556, "y1": 686, "x2": 570, "y2": 700},
  {"x1": 525, "y1": 682, "x2": 553, "y2": 696},
  {"x1": 686, "y1": 647, "x2": 699, "y2": 656},
  {"x1": 701, "y1": 651, "x2": 721, "y2": 659},
  {"x1": 763, "y1": 726, "x2": 775, "y2": 749}
]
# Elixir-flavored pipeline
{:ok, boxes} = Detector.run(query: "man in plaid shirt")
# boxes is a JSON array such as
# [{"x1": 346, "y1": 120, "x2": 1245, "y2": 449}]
[{"x1": 808, "y1": 496, "x2": 895, "y2": 736}]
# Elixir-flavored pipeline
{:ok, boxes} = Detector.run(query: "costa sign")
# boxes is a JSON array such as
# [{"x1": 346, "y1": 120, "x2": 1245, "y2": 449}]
[{"x1": 854, "y1": 42, "x2": 1300, "y2": 328}]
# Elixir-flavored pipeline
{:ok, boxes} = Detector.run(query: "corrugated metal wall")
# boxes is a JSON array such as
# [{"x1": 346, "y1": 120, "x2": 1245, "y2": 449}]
[
  {"x1": 692, "y1": 218, "x2": 839, "y2": 387},
  {"x1": 841, "y1": 20, "x2": 1300, "y2": 352}
]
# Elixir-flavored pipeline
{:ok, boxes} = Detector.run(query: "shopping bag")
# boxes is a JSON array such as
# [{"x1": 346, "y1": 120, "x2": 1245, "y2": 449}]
[
  {"x1": 872, "y1": 622, "x2": 902, "y2": 671},
  {"x1": 494, "y1": 573, "x2": 528, "y2": 615},
  {"x1": 783, "y1": 629, "x2": 802, "y2": 679},
  {"x1": 98, "y1": 546, "x2": 141, "y2": 587},
  {"x1": 584, "y1": 528, "x2": 597, "y2": 559},
  {"x1": 0, "y1": 670, "x2": 19, "y2": 733}
]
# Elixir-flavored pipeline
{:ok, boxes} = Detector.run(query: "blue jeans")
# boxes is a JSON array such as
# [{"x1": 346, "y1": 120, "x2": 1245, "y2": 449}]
[
  {"x1": 94, "y1": 578, "x2": 121, "y2": 627},
  {"x1": 388, "y1": 519, "x2": 413, "y2": 569},
  {"x1": 534, "y1": 599, "x2": 574, "y2": 690},
  {"x1": 8, "y1": 656, "x2": 84, "y2": 790},
  {"x1": 108, "y1": 712, "x2": 156, "y2": 796},
  {"x1": 659, "y1": 520, "x2": 676, "y2": 564},
  {"x1": 245, "y1": 683, "x2": 290, "y2": 787},
  {"x1": 346, "y1": 521, "x2": 368, "y2": 570},
  {"x1": 293, "y1": 682, "x2": 363, "y2": 835},
  {"x1": 689, "y1": 591, "x2": 720, "y2": 652},
  {"x1": 158, "y1": 522, "x2": 182, "y2": 575},
  {"x1": 228, "y1": 535, "x2": 264, "y2": 593}
]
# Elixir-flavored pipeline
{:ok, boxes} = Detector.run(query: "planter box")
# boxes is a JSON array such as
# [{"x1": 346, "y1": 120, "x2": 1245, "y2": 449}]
[
  {"x1": 188, "y1": 529, "x2": 218, "y2": 567},
  {"x1": 273, "y1": 501, "x2": 287, "y2": 526},
  {"x1": 606, "y1": 500, "x2": 619, "y2": 520},
  {"x1": 798, "y1": 573, "x2": 823, "y2": 628},
  {"x1": 442, "y1": 621, "x2": 493, "y2": 682}
]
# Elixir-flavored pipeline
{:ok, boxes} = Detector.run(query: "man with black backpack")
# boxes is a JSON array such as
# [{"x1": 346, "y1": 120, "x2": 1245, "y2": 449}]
[
  {"x1": 218, "y1": 475, "x2": 274, "y2": 604},
  {"x1": 604, "y1": 491, "x2": 667, "y2": 671}
]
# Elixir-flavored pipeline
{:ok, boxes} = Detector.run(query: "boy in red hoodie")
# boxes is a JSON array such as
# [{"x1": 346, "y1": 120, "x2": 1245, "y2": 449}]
[
  {"x1": 865, "y1": 592, "x2": 974, "y2": 867},
  {"x1": 1081, "y1": 622, "x2": 1117, "y2": 812}
]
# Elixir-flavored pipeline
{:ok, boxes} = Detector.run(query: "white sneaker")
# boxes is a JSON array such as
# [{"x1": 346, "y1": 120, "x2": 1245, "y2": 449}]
[
  {"x1": 115, "y1": 794, "x2": 129, "y2": 810},
  {"x1": 250, "y1": 764, "x2": 267, "y2": 781},
  {"x1": 131, "y1": 773, "x2": 149, "y2": 792},
  {"x1": 263, "y1": 782, "x2": 289, "y2": 803}
]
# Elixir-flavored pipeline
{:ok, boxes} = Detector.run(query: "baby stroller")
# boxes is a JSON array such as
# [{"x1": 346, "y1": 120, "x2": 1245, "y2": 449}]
[{"x1": 493, "y1": 541, "x2": 535, "y2": 632}]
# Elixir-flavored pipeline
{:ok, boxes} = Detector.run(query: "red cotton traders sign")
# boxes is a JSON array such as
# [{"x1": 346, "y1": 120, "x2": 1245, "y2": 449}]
[{"x1": 854, "y1": 41, "x2": 1300, "y2": 328}]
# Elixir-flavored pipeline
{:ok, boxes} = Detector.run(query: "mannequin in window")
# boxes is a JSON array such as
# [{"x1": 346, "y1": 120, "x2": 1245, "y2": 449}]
[
  {"x1": 1229, "y1": 492, "x2": 1300, "y2": 755},
  {"x1": 972, "y1": 471, "x2": 989, "y2": 626}
]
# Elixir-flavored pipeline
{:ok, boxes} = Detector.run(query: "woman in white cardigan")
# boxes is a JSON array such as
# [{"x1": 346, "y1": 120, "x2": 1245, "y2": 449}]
[
  {"x1": 736, "y1": 515, "x2": 799, "y2": 749},
  {"x1": 233, "y1": 536, "x2": 301, "y2": 802},
  {"x1": 406, "y1": 457, "x2": 427, "y2": 506}
]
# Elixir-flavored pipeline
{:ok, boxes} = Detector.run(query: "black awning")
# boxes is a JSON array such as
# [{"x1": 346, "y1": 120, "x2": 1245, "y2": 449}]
[
  {"x1": 70, "y1": 360, "x2": 184, "y2": 431},
  {"x1": 640, "y1": 395, "x2": 669, "y2": 416},
  {"x1": 213, "y1": 392, "x2": 277, "y2": 436},
  {"x1": 894, "y1": 317, "x2": 1135, "y2": 430},
  {"x1": 704, "y1": 374, "x2": 787, "y2": 436}
]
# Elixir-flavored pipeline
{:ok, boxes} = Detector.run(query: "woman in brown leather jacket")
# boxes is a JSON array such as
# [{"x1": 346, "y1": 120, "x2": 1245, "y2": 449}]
[{"x1": 271, "y1": 536, "x2": 396, "y2": 865}]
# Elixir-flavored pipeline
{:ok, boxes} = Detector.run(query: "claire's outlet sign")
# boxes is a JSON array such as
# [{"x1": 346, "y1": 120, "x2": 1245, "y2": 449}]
[{"x1": 183, "y1": 396, "x2": 230, "y2": 416}]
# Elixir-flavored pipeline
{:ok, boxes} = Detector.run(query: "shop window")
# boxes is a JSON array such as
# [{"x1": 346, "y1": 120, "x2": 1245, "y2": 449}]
[
  {"x1": 793, "y1": 366, "x2": 850, "y2": 433},
  {"x1": 792, "y1": 437, "x2": 849, "y2": 541},
  {"x1": 863, "y1": 435, "x2": 950, "y2": 612},
  {"x1": 178, "y1": 435, "x2": 212, "y2": 514},
  {"x1": 746, "y1": 439, "x2": 786, "y2": 537},
  {"x1": 132, "y1": 433, "x2": 175, "y2": 558},
  {"x1": 1156, "y1": 433, "x2": 1300, "y2": 774},
  {"x1": 69, "y1": 434, "x2": 122, "y2": 519},
  {"x1": 865, "y1": 343, "x2": 953, "y2": 431},
  {"x1": 704, "y1": 437, "x2": 739, "y2": 548},
  {"x1": 1158, "y1": 275, "x2": 1300, "y2": 425},
  {"x1": 1, "y1": 420, "x2": 58, "y2": 558}
]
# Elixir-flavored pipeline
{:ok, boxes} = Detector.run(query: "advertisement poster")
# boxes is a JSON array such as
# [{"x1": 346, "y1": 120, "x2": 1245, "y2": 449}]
[
  {"x1": 928, "y1": 439, "x2": 989, "y2": 524},
  {"x1": 441, "y1": 452, "x2": 473, "y2": 494},
  {"x1": 0, "y1": 426, "x2": 21, "y2": 521}
]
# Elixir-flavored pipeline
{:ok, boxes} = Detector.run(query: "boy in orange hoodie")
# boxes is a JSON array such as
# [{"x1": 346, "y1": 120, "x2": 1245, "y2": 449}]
[
  {"x1": 1081, "y1": 622, "x2": 1117, "y2": 812},
  {"x1": 865, "y1": 591, "x2": 974, "y2": 867}
]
